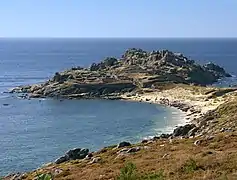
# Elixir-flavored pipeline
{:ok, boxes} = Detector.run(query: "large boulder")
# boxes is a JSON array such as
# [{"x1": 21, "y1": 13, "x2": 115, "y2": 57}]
[
  {"x1": 55, "y1": 155, "x2": 68, "y2": 164},
  {"x1": 55, "y1": 148, "x2": 89, "y2": 164},
  {"x1": 66, "y1": 148, "x2": 89, "y2": 160},
  {"x1": 172, "y1": 124, "x2": 196, "y2": 137},
  {"x1": 117, "y1": 141, "x2": 131, "y2": 148}
]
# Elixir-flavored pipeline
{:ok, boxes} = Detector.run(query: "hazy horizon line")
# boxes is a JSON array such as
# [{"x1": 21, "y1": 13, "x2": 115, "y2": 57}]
[{"x1": 0, "y1": 37, "x2": 237, "y2": 39}]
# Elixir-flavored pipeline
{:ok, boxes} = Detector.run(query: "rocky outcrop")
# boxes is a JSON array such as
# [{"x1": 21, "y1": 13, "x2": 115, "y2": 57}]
[
  {"x1": 204, "y1": 62, "x2": 231, "y2": 78},
  {"x1": 3, "y1": 172, "x2": 26, "y2": 180},
  {"x1": 172, "y1": 124, "x2": 196, "y2": 137},
  {"x1": 90, "y1": 57, "x2": 118, "y2": 71},
  {"x1": 10, "y1": 48, "x2": 231, "y2": 99},
  {"x1": 55, "y1": 148, "x2": 89, "y2": 164},
  {"x1": 117, "y1": 147, "x2": 141, "y2": 156},
  {"x1": 117, "y1": 141, "x2": 131, "y2": 148}
]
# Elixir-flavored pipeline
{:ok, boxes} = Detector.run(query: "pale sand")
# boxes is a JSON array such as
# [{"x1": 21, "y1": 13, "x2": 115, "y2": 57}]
[{"x1": 121, "y1": 85, "x2": 233, "y2": 125}]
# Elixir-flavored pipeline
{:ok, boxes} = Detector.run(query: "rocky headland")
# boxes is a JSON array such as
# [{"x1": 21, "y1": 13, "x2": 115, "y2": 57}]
[
  {"x1": 11, "y1": 48, "x2": 231, "y2": 99},
  {"x1": 5, "y1": 49, "x2": 237, "y2": 180}
]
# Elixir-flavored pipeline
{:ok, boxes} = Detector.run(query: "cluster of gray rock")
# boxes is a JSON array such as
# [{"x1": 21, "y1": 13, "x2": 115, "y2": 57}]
[
  {"x1": 10, "y1": 48, "x2": 231, "y2": 99},
  {"x1": 152, "y1": 123, "x2": 198, "y2": 139},
  {"x1": 53, "y1": 123, "x2": 198, "y2": 165},
  {"x1": 55, "y1": 148, "x2": 89, "y2": 164},
  {"x1": 159, "y1": 98, "x2": 195, "y2": 112},
  {"x1": 53, "y1": 141, "x2": 134, "y2": 165}
]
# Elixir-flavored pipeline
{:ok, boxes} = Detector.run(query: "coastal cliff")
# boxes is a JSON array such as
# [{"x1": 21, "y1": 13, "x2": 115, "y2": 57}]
[{"x1": 5, "y1": 49, "x2": 237, "y2": 180}]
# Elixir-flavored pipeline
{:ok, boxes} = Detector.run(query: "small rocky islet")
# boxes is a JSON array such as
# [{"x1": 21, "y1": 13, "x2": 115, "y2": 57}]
[
  {"x1": 5, "y1": 49, "x2": 237, "y2": 180},
  {"x1": 11, "y1": 48, "x2": 231, "y2": 99}
]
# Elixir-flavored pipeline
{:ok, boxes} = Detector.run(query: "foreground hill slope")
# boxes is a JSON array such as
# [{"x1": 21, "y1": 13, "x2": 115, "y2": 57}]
[{"x1": 5, "y1": 96, "x2": 237, "y2": 180}]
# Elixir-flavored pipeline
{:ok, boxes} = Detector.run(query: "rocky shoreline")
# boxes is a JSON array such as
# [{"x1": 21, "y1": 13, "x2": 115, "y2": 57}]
[
  {"x1": 122, "y1": 84, "x2": 237, "y2": 134},
  {"x1": 4, "y1": 48, "x2": 237, "y2": 179}
]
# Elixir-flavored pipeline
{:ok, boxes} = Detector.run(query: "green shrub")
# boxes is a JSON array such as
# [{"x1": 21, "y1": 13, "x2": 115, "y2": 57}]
[
  {"x1": 182, "y1": 158, "x2": 198, "y2": 173},
  {"x1": 36, "y1": 173, "x2": 53, "y2": 180},
  {"x1": 117, "y1": 163, "x2": 166, "y2": 180},
  {"x1": 117, "y1": 162, "x2": 138, "y2": 180}
]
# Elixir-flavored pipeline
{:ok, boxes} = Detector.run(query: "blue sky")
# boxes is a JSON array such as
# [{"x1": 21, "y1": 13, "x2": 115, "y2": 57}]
[{"x1": 1, "y1": 0, "x2": 237, "y2": 38}]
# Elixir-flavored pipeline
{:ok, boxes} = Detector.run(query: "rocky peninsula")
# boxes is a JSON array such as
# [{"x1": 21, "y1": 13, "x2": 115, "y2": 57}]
[
  {"x1": 5, "y1": 49, "x2": 237, "y2": 180},
  {"x1": 11, "y1": 48, "x2": 231, "y2": 99}
]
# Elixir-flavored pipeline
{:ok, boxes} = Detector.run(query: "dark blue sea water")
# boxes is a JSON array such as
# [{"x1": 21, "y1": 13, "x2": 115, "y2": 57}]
[{"x1": 0, "y1": 38, "x2": 236, "y2": 175}]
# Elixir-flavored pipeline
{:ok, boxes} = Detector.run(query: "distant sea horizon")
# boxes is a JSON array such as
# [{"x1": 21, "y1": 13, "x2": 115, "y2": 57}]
[{"x1": 1, "y1": 37, "x2": 237, "y2": 39}]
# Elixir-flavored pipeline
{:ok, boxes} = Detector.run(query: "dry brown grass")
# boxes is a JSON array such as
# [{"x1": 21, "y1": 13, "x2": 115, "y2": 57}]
[
  {"x1": 19, "y1": 132, "x2": 237, "y2": 180},
  {"x1": 199, "y1": 96, "x2": 237, "y2": 134}
]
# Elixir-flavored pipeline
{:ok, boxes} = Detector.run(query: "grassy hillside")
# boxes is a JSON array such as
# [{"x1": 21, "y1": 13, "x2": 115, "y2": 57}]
[{"x1": 6, "y1": 97, "x2": 236, "y2": 180}]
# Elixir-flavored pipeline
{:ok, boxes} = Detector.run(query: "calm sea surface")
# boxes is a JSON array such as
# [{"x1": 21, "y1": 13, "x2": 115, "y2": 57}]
[{"x1": 0, "y1": 38, "x2": 236, "y2": 175}]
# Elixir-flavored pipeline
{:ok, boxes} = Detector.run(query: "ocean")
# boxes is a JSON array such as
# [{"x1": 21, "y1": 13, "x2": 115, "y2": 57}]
[{"x1": 0, "y1": 38, "x2": 236, "y2": 175}]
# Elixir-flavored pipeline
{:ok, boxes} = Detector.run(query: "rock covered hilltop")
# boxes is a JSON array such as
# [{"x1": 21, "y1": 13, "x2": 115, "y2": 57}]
[{"x1": 11, "y1": 48, "x2": 231, "y2": 99}]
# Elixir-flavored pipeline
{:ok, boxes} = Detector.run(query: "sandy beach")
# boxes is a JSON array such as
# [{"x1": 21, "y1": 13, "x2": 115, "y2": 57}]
[{"x1": 121, "y1": 84, "x2": 235, "y2": 125}]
